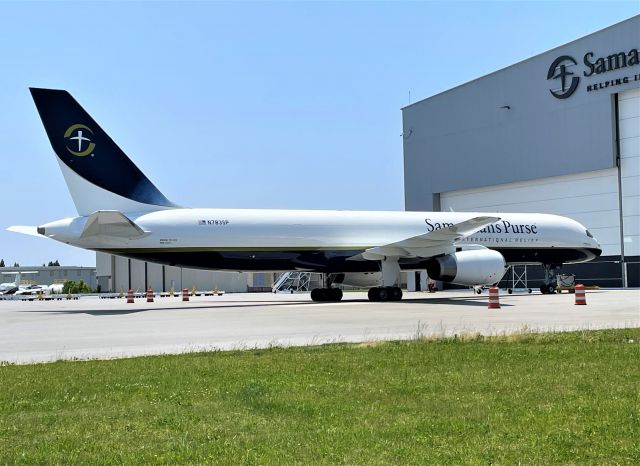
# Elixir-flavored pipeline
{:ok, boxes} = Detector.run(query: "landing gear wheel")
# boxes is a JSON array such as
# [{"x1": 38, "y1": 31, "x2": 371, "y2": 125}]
[
  {"x1": 367, "y1": 287, "x2": 402, "y2": 302},
  {"x1": 540, "y1": 284, "x2": 549, "y2": 294},
  {"x1": 311, "y1": 288, "x2": 343, "y2": 302},
  {"x1": 389, "y1": 286, "x2": 403, "y2": 301},
  {"x1": 508, "y1": 289, "x2": 513, "y2": 294},
  {"x1": 547, "y1": 284, "x2": 556, "y2": 294}
]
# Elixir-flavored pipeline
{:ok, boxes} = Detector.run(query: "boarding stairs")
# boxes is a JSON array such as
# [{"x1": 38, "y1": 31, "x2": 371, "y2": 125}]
[{"x1": 272, "y1": 272, "x2": 315, "y2": 293}]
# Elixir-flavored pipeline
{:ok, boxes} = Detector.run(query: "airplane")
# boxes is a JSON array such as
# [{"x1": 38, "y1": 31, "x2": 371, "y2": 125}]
[
  {"x1": 13, "y1": 284, "x2": 52, "y2": 296},
  {"x1": 0, "y1": 271, "x2": 42, "y2": 295},
  {"x1": 0, "y1": 273, "x2": 22, "y2": 294},
  {"x1": 8, "y1": 88, "x2": 601, "y2": 301}
]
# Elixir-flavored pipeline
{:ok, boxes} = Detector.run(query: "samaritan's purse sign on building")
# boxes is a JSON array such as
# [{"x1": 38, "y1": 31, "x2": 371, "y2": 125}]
[{"x1": 548, "y1": 47, "x2": 640, "y2": 99}]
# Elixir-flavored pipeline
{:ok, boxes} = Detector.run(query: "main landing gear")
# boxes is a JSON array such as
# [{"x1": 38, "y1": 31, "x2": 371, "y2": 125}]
[
  {"x1": 540, "y1": 263, "x2": 560, "y2": 294},
  {"x1": 367, "y1": 256, "x2": 403, "y2": 302},
  {"x1": 310, "y1": 287, "x2": 343, "y2": 302},
  {"x1": 310, "y1": 257, "x2": 406, "y2": 303},
  {"x1": 311, "y1": 274, "x2": 343, "y2": 302},
  {"x1": 368, "y1": 286, "x2": 403, "y2": 302}
]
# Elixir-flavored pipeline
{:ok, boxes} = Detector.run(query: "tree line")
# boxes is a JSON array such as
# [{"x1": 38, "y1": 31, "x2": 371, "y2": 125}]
[{"x1": 0, "y1": 259, "x2": 61, "y2": 267}]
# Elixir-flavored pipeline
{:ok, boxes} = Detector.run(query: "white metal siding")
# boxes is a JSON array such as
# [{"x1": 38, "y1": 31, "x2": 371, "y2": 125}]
[
  {"x1": 619, "y1": 88, "x2": 640, "y2": 257},
  {"x1": 114, "y1": 256, "x2": 130, "y2": 293},
  {"x1": 441, "y1": 168, "x2": 620, "y2": 256},
  {"x1": 146, "y1": 262, "x2": 164, "y2": 291},
  {"x1": 130, "y1": 259, "x2": 146, "y2": 291},
  {"x1": 105, "y1": 255, "x2": 249, "y2": 293}
]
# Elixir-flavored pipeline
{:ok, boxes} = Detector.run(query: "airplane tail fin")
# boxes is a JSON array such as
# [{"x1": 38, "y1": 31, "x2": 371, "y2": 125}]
[{"x1": 29, "y1": 88, "x2": 177, "y2": 216}]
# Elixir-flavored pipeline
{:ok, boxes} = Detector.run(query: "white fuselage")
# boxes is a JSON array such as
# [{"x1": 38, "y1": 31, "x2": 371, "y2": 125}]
[{"x1": 39, "y1": 209, "x2": 601, "y2": 272}]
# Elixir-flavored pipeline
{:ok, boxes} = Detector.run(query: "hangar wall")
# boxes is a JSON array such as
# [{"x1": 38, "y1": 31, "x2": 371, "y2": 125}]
[
  {"x1": 403, "y1": 16, "x2": 640, "y2": 287},
  {"x1": 95, "y1": 252, "x2": 267, "y2": 294}
]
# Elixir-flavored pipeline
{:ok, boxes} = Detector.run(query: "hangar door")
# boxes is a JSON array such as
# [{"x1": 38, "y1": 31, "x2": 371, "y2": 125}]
[{"x1": 439, "y1": 169, "x2": 621, "y2": 257}]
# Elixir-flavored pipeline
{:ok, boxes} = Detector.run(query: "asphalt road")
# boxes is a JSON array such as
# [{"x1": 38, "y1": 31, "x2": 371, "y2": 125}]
[{"x1": 0, "y1": 289, "x2": 638, "y2": 364}]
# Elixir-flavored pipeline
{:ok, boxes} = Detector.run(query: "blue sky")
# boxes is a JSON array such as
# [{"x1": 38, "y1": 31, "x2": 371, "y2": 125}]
[{"x1": 1, "y1": 1, "x2": 638, "y2": 267}]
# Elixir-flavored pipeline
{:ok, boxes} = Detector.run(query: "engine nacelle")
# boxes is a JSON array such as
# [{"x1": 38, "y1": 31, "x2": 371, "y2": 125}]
[{"x1": 426, "y1": 249, "x2": 506, "y2": 286}]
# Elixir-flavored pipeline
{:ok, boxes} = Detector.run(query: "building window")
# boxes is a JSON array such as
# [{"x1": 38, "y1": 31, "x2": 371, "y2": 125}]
[
  {"x1": 63, "y1": 270, "x2": 67, "y2": 277},
  {"x1": 50, "y1": 271, "x2": 54, "y2": 277}
]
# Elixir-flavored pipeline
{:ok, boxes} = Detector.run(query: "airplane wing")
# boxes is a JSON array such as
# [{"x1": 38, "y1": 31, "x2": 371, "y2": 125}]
[
  {"x1": 80, "y1": 210, "x2": 148, "y2": 239},
  {"x1": 358, "y1": 216, "x2": 500, "y2": 260}
]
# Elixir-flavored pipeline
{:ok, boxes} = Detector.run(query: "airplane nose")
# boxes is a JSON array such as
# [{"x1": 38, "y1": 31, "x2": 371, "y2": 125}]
[{"x1": 589, "y1": 236, "x2": 602, "y2": 257}]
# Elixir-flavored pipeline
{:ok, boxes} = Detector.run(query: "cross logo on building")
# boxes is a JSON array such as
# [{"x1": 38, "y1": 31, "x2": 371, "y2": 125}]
[{"x1": 547, "y1": 55, "x2": 580, "y2": 99}]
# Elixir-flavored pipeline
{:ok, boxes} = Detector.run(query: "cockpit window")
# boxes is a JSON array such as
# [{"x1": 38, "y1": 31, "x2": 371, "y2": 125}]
[{"x1": 586, "y1": 230, "x2": 594, "y2": 238}]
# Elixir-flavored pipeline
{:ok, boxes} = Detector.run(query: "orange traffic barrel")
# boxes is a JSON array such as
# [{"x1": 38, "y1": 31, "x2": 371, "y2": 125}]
[
  {"x1": 127, "y1": 289, "x2": 134, "y2": 304},
  {"x1": 146, "y1": 287, "x2": 154, "y2": 303},
  {"x1": 575, "y1": 284, "x2": 587, "y2": 305},
  {"x1": 488, "y1": 286, "x2": 501, "y2": 309},
  {"x1": 182, "y1": 288, "x2": 189, "y2": 302}
]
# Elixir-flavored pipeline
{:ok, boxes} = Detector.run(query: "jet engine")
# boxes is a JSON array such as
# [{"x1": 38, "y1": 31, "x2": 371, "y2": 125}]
[{"x1": 426, "y1": 249, "x2": 507, "y2": 286}]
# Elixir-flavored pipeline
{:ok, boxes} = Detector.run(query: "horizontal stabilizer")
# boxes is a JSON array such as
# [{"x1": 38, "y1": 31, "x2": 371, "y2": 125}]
[
  {"x1": 81, "y1": 211, "x2": 148, "y2": 239},
  {"x1": 6, "y1": 225, "x2": 43, "y2": 238}
]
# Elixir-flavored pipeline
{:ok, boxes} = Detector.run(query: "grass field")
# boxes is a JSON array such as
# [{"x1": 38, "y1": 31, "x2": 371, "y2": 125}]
[{"x1": 1, "y1": 329, "x2": 639, "y2": 465}]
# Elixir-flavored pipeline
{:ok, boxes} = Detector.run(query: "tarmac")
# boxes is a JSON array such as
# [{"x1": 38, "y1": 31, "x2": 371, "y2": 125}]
[{"x1": 0, "y1": 289, "x2": 638, "y2": 364}]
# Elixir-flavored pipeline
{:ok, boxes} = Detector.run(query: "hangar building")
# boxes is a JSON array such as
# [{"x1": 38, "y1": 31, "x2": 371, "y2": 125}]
[
  {"x1": 0, "y1": 266, "x2": 96, "y2": 289},
  {"x1": 403, "y1": 15, "x2": 640, "y2": 287},
  {"x1": 95, "y1": 252, "x2": 276, "y2": 294}
]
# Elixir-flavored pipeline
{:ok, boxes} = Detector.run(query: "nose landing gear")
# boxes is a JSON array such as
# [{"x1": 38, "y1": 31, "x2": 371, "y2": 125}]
[
  {"x1": 540, "y1": 283, "x2": 556, "y2": 294},
  {"x1": 540, "y1": 264, "x2": 560, "y2": 294}
]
